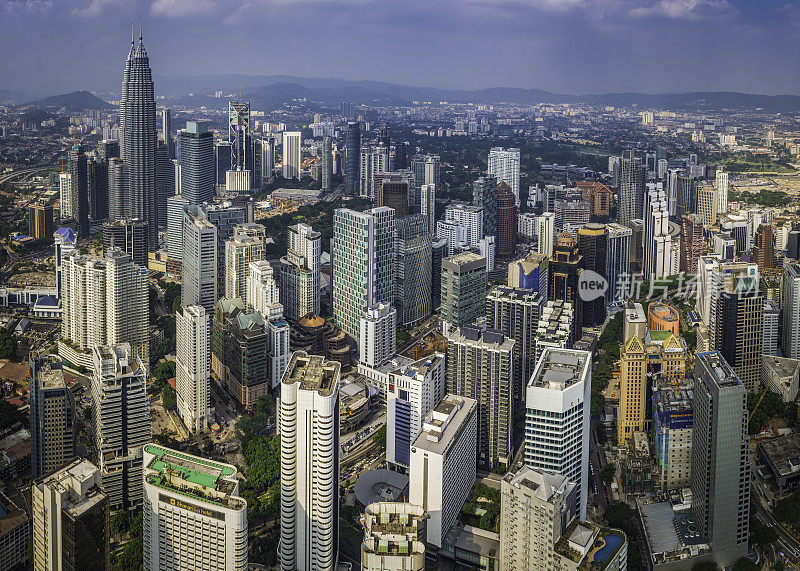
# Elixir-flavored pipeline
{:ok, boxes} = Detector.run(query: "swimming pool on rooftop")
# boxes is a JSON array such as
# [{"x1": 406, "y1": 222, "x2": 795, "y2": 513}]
[{"x1": 593, "y1": 533, "x2": 624, "y2": 563}]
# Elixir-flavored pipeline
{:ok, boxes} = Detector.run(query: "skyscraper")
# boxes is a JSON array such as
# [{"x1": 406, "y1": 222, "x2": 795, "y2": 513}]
[
  {"x1": 68, "y1": 143, "x2": 89, "y2": 236},
  {"x1": 120, "y1": 32, "x2": 158, "y2": 248},
  {"x1": 28, "y1": 201, "x2": 53, "y2": 241},
  {"x1": 408, "y1": 394, "x2": 477, "y2": 548},
  {"x1": 246, "y1": 262, "x2": 291, "y2": 389},
  {"x1": 473, "y1": 176, "x2": 498, "y2": 239},
  {"x1": 359, "y1": 303, "x2": 397, "y2": 368},
  {"x1": 212, "y1": 298, "x2": 272, "y2": 408},
  {"x1": 420, "y1": 183, "x2": 436, "y2": 235},
  {"x1": 394, "y1": 214, "x2": 432, "y2": 326},
  {"x1": 30, "y1": 354, "x2": 75, "y2": 479},
  {"x1": 385, "y1": 353, "x2": 445, "y2": 469},
  {"x1": 497, "y1": 182, "x2": 517, "y2": 257},
  {"x1": 91, "y1": 343, "x2": 150, "y2": 510},
  {"x1": 332, "y1": 207, "x2": 395, "y2": 340},
  {"x1": 605, "y1": 222, "x2": 631, "y2": 302},
  {"x1": 161, "y1": 107, "x2": 173, "y2": 157},
  {"x1": 179, "y1": 121, "x2": 215, "y2": 205},
  {"x1": 181, "y1": 207, "x2": 218, "y2": 313},
  {"x1": 440, "y1": 252, "x2": 487, "y2": 329},
  {"x1": 279, "y1": 352, "x2": 341, "y2": 571},
  {"x1": 32, "y1": 459, "x2": 109, "y2": 570},
  {"x1": 229, "y1": 99, "x2": 251, "y2": 171},
  {"x1": 716, "y1": 170, "x2": 729, "y2": 215},
  {"x1": 446, "y1": 325, "x2": 515, "y2": 469},
  {"x1": 176, "y1": 305, "x2": 211, "y2": 433},
  {"x1": 282, "y1": 131, "x2": 301, "y2": 179},
  {"x1": 782, "y1": 263, "x2": 800, "y2": 359},
  {"x1": 61, "y1": 249, "x2": 150, "y2": 367},
  {"x1": 643, "y1": 182, "x2": 673, "y2": 279},
  {"x1": 54, "y1": 226, "x2": 77, "y2": 298},
  {"x1": 155, "y1": 140, "x2": 174, "y2": 226},
  {"x1": 691, "y1": 352, "x2": 750, "y2": 567},
  {"x1": 678, "y1": 213, "x2": 703, "y2": 274},
  {"x1": 345, "y1": 121, "x2": 361, "y2": 194},
  {"x1": 714, "y1": 274, "x2": 763, "y2": 391},
  {"x1": 142, "y1": 445, "x2": 247, "y2": 571},
  {"x1": 577, "y1": 223, "x2": 608, "y2": 327},
  {"x1": 538, "y1": 212, "x2": 555, "y2": 258},
  {"x1": 321, "y1": 136, "x2": 332, "y2": 191},
  {"x1": 379, "y1": 176, "x2": 411, "y2": 216},
  {"x1": 102, "y1": 217, "x2": 148, "y2": 267},
  {"x1": 280, "y1": 223, "x2": 321, "y2": 321},
  {"x1": 618, "y1": 150, "x2": 645, "y2": 226},
  {"x1": 549, "y1": 231, "x2": 584, "y2": 329},
  {"x1": 525, "y1": 347, "x2": 591, "y2": 520},
  {"x1": 487, "y1": 147, "x2": 521, "y2": 205},
  {"x1": 486, "y1": 286, "x2": 543, "y2": 401},
  {"x1": 617, "y1": 335, "x2": 646, "y2": 444},
  {"x1": 224, "y1": 223, "x2": 266, "y2": 301}
]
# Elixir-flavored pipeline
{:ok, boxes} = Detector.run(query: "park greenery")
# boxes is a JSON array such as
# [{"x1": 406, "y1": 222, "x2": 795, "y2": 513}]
[
  {"x1": 0, "y1": 324, "x2": 19, "y2": 360},
  {"x1": 591, "y1": 311, "x2": 623, "y2": 418},
  {"x1": 460, "y1": 483, "x2": 501, "y2": 532},
  {"x1": 747, "y1": 390, "x2": 795, "y2": 435},
  {"x1": 110, "y1": 509, "x2": 143, "y2": 570},
  {"x1": 603, "y1": 501, "x2": 642, "y2": 569},
  {"x1": 0, "y1": 399, "x2": 26, "y2": 431}
]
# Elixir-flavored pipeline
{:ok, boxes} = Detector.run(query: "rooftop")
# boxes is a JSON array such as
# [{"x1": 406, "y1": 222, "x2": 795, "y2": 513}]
[
  {"x1": 530, "y1": 348, "x2": 590, "y2": 391},
  {"x1": 413, "y1": 394, "x2": 477, "y2": 456},
  {"x1": 354, "y1": 469, "x2": 409, "y2": 507},
  {"x1": 763, "y1": 355, "x2": 800, "y2": 380},
  {"x1": 33, "y1": 354, "x2": 66, "y2": 390},
  {"x1": 283, "y1": 351, "x2": 340, "y2": 397},
  {"x1": 39, "y1": 459, "x2": 106, "y2": 518},
  {"x1": 758, "y1": 432, "x2": 800, "y2": 478},
  {"x1": 696, "y1": 351, "x2": 742, "y2": 388},
  {"x1": 554, "y1": 520, "x2": 628, "y2": 570},
  {"x1": 144, "y1": 444, "x2": 244, "y2": 511},
  {"x1": 502, "y1": 466, "x2": 574, "y2": 503}
]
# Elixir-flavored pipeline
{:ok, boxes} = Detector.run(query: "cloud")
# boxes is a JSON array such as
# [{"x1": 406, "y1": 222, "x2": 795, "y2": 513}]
[
  {"x1": 151, "y1": 0, "x2": 216, "y2": 17},
  {"x1": 72, "y1": 0, "x2": 127, "y2": 17},
  {"x1": 629, "y1": 0, "x2": 737, "y2": 20},
  {"x1": 4, "y1": 0, "x2": 54, "y2": 14}
]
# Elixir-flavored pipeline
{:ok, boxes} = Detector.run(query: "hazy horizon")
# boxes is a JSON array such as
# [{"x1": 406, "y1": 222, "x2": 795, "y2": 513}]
[{"x1": 2, "y1": 0, "x2": 800, "y2": 96}]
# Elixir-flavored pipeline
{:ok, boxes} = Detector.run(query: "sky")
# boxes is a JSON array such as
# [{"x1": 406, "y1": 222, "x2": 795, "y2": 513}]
[{"x1": 2, "y1": 0, "x2": 800, "y2": 97}]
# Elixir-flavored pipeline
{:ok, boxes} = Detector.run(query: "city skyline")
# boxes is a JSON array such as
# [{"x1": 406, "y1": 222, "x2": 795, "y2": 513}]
[{"x1": 3, "y1": 1, "x2": 800, "y2": 96}]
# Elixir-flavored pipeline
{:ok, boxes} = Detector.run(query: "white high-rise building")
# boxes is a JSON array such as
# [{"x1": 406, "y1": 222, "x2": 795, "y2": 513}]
[
  {"x1": 332, "y1": 207, "x2": 395, "y2": 341},
  {"x1": 224, "y1": 223, "x2": 266, "y2": 301},
  {"x1": 360, "y1": 144, "x2": 389, "y2": 199},
  {"x1": 280, "y1": 223, "x2": 321, "y2": 321},
  {"x1": 421, "y1": 183, "x2": 436, "y2": 235},
  {"x1": 30, "y1": 354, "x2": 75, "y2": 480},
  {"x1": 488, "y1": 147, "x2": 521, "y2": 205},
  {"x1": 181, "y1": 207, "x2": 218, "y2": 313},
  {"x1": 176, "y1": 306, "x2": 210, "y2": 433},
  {"x1": 538, "y1": 213, "x2": 555, "y2": 257},
  {"x1": 247, "y1": 260, "x2": 280, "y2": 312},
  {"x1": 525, "y1": 347, "x2": 591, "y2": 520},
  {"x1": 359, "y1": 303, "x2": 397, "y2": 368},
  {"x1": 444, "y1": 204, "x2": 483, "y2": 247},
  {"x1": 279, "y1": 352, "x2": 341, "y2": 571},
  {"x1": 143, "y1": 444, "x2": 248, "y2": 571},
  {"x1": 643, "y1": 182, "x2": 673, "y2": 279},
  {"x1": 436, "y1": 220, "x2": 468, "y2": 257},
  {"x1": 716, "y1": 170, "x2": 729, "y2": 215},
  {"x1": 58, "y1": 173, "x2": 73, "y2": 219},
  {"x1": 386, "y1": 353, "x2": 445, "y2": 469},
  {"x1": 782, "y1": 263, "x2": 800, "y2": 360},
  {"x1": 91, "y1": 343, "x2": 150, "y2": 511},
  {"x1": 409, "y1": 394, "x2": 477, "y2": 548},
  {"x1": 606, "y1": 223, "x2": 632, "y2": 302},
  {"x1": 246, "y1": 261, "x2": 291, "y2": 389},
  {"x1": 282, "y1": 131, "x2": 301, "y2": 179},
  {"x1": 54, "y1": 226, "x2": 77, "y2": 298},
  {"x1": 61, "y1": 248, "x2": 149, "y2": 368}
]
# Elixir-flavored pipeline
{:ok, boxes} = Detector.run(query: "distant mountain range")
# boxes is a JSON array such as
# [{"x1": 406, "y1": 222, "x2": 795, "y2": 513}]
[
  {"x1": 23, "y1": 90, "x2": 112, "y2": 111},
  {"x1": 18, "y1": 77, "x2": 800, "y2": 113}
]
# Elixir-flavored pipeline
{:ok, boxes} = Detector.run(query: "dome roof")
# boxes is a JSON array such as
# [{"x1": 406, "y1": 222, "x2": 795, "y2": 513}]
[{"x1": 298, "y1": 313, "x2": 325, "y2": 328}]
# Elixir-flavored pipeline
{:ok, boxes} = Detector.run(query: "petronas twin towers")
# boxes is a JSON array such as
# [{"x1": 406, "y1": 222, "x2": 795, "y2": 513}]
[{"x1": 119, "y1": 31, "x2": 158, "y2": 248}]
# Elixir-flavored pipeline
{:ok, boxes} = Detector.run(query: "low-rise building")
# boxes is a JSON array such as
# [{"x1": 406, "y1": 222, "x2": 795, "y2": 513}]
[
  {"x1": 762, "y1": 355, "x2": 800, "y2": 403},
  {"x1": 757, "y1": 432, "x2": 800, "y2": 497},
  {"x1": 361, "y1": 503, "x2": 426, "y2": 571}
]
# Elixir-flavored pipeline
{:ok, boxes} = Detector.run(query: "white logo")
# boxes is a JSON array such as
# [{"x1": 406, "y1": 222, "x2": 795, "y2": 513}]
[{"x1": 579, "y1": 270, "x2": 608, "y2": 302}]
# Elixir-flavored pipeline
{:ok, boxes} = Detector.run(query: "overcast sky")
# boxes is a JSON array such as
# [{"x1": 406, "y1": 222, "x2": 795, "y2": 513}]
[{"x1": 2, "y1": 0, "x2": 800, "y2": 96}]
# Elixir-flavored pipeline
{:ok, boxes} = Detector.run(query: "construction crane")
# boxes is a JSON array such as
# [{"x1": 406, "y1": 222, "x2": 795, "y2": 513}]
[{"x1": 749, "y1": 373, "x2": 775, "y2": 421}]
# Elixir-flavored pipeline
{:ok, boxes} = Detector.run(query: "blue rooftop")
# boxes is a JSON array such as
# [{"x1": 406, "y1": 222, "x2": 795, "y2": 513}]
[{"x1": 55, "y1": 227, "x2": 77, "y2": 244}]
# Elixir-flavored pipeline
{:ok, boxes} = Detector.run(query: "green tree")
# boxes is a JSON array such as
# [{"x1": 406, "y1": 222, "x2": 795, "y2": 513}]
[
  {"x1": 162, "y1": 385, "x2": 177, "y2": 411},
  {"x1": 374, "y1": 425, "x2": 387, "y2": 451},
  {"x1": 600, "y1": 464, "x2": 615, "y2": 486},
  {"x1": 110, "y1": 510, "x2": 131, "y2": 537}
]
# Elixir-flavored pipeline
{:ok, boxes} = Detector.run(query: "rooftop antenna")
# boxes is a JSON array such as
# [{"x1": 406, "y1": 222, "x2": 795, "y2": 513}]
[
  {"x1": 131, "y1": 22, "x2": 134, "y2": 45},
  {"x1": 139, "y1": 16, "x2": 142, "y2": 41}
]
